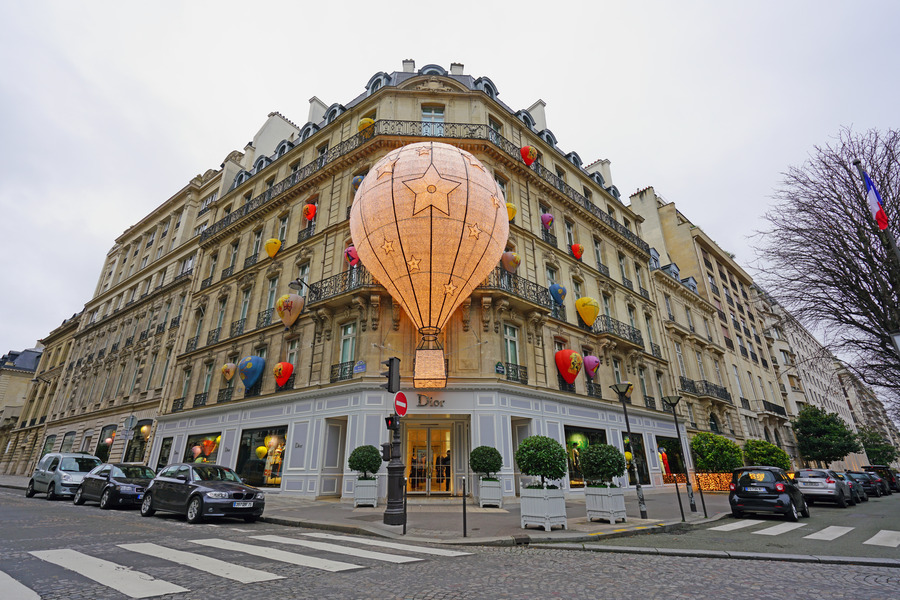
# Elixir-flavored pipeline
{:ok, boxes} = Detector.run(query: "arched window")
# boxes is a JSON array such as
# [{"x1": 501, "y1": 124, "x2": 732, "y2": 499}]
[
  {"x1": 95, "y1": 424, "x2": 117, "y2": 462},
  {"x1": 123, "y1": 419, "x2": 153, "y2": 463}
]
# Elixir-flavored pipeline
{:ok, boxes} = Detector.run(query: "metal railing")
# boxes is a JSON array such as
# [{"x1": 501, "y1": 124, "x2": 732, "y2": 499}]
[
  {"x1": 724, "y1": 337, "x2": 734, "y2": 350},
  {"x1": 244, "y1": 380, "x2": 262, "y2": 398},
  {"x1": 221, "y1": 266, "x2": 234, "y2": 279},
  {"x1": 644, "y1": 396, "x2": 657, "y2": 410},
  {"x1": 170, "y1": 316, "x2": 181, "y2": 328},
  {"x1": 308, "y1": 266, "x2": 374, "y2": 304},
  {"x1": 679, "y1": 376, "x2": 698, "y2": 395},
  {"x1": 297, "y1": 224, "x2": 316, "y2": 243},
  {"x1": 622, "y1": 276, "x2": 633, "y2": 291},
  {"x1": 207, "y1": 328, "x2": 220, "y2": 345},
  {"x1": 710, "y1": 283, "x2": 719, "y2": 296},
  {"x1": 479, "y1": 267, "x2": 552, "y2": 309},
  {"x1": 763, "y1": 400, "x2": 787, "y2": 416},
  {"x1": 172, "y1": 397, "x2": 185, "y2": 412},
  {"x1": 201, "y1": 276, "x2": 212, "y2": 289},
  {"x1": 276, "y1": 374, "x2": 296, "y2": 391},
  {"x1": 739, "y1": 346, "x2": 748, "y2": 358},
  {"x1": 651, "y1": 343, "x2": 662, "y2": 358},
  {"x1": 557, "y1": 374, "x2": 575, "y2": 393},
  {"x1": 193, "y1": 392, "x2": 208, "y2": 408},
  {"x1": 695, "y1": 380, "x2": 733, "y2": 403},
  {"x1": 541, "y1": 229, "x2": 558, "y2": 248},
  {"x1": 186, "y1": 336, "x2": 198, "y2": 352},
  {"x1": 592, "y1": 315, "x2": 643, "y2": 347},
  {"x1": 505, "y1": 363, "x2": 528, "y2": 385},
  {"x1": 640, "y1": 286, "x2": 650, "y2": 300},
  {"x1": 156, "y1": 323, "x2": 166, "y2": 335},
  {"x1": 230, "y1": 319, "x2": 245, "y2": 337},
  {"x1": 217, "y1": 387, "x2": 234, "y2": 404},
  {"x1": 597, "y1": 263, "x2": 610, "y2": 278},
  {"x1": 551, "y1": 303, "x2": 567, "y2": 322},
  {"x1": 586, "y1": 381, "x2": 604, "y2": 400},
  {"x1": 740, "y1": 397, "x2": 751, "y2": 410},
  {"x1": 330, "y1": 361, "x2": 355, "y2": 383},
  {"x1": 257, "y1": 308, "x2": 273, "y2": 329},
  {"x1": 243, "y1": 255, "x2": 258, "y2": 269}
]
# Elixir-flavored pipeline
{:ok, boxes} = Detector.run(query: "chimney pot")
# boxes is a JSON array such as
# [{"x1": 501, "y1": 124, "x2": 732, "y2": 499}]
[
  {"x1": 402, "y1": 59, "x2": 415, "y2": 73},
  {"x1": 449, "y1": 62, "x2": 464, "y2": 75}
]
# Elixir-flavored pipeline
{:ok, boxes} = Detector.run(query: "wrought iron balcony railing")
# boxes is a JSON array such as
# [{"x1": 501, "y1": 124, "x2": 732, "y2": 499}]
[
  {"x1": 717, "y1": 309, "x2": 726, "y2": 321},
  {"x1": 761, "y1": 358, "x2": 769, "y2": 369},
  {"x1": 170, "y1": 315, "x2": 181, "y2": 328},
  {"x1": 725, "y1": 294, "x2": 735, "y2": 307},
  {"x1": 640, "y1": 286, "x2": 650, "y2": 300},
  {"x1": 505, "y1": 363, "x2": 528, "y2": 385},
  {"x1": 186, "y1": 336, "x2": 198, "y2": 352},
  {"x1": 479, "y1": 267, "x2": 552, "y2": 309},
  {"x1": 597, "y1": 263, "x2": 610, "y2": 278},
  {"x1": 201, "y1": 276, "x2": 212, "y2": 289},
  {"x1": 710, "y1": 283, "x2": 719, "y2": 296},
  {"x1": 622, "y1": 276, "x2": 633, "y2": 291},
  {"x1": 244, "y1": 380, "x2": 262, "y2": 398},
  {"x1": 276, "y1": 373, "x2": 296, "y2": 391},
  {"x1": 651, "y1": 342, "x2": 662, "y2": 359},
  {"x1": 724, "y1": 337, "x2": 735, "y2": 350},
  {"x1": 703, "y1": 258, "x2": 713, "y2": 269},
  {"x1": 230, "y1": 319, "x2": 245, "y2": 337},
  {"x1": 586, "y1": 381, "x2": 604, "y2": 400},
  {"x1": 110, "y1": 342, "x2": 119, "y2": 353},
  {"x1": 193, "y1": 392, "x2": 208, "y2": 408},
  {"x1": 541, "y1": 229, "x2": 558, "y2": 248},
  {"x1": 551, "y1": 303, "x2": 567, "y2": 322},
  {"x1": 207, "y1": 328, "x2": 220, "y2": 345},
  {"x1": 308, "y1": 266, "x2": 374, "y2": 304},
  {"x1": 695, "y1": 379, "x2": 733, "y2": 403},
  {"x1": 592, "y1": 315, "x2": 643, "y2": 347},
  {"x1": 173, "y1": 268, "x2": 193, "y2": 283},
  {"x1": 243, "y1": 254, "x2": 258, "y2": 269},
  {"x1": 139, "y1": 331, "x2": 149, "y2": 341},
  {"x1": 257, "y1": 308, "x2": 273, "y2": 329},
  {"x1": 330, "y1": 361, "x2": 355, "y2": 383},
  {"x1": 763, "y1": 400, "x2": 787, "y2": 417},
  {"x1": 740, "y1": 397, "x2": 751, "y2": 410},
  {"x1": 156, "y1": 323, "x2": 166, "y2": 335},
  {"x1": 124, "y1": 336, "x2": 134, "y2": 347},
  {"x1": 217, "y1": 387, "x2": 234, "y2": 404},
  {"x1": 172, "y1": 397, "x2": 185, "y2": 412},
  {"x1": 644, "y1": 396, "x2": 657, "y2": 410},
  {"x1": 750, "y1": 350, "x2": 758, "y2": 363},
  {"x1": 557, "y1": 373, "x2": 575, "y2": 393},
  {"x1": 679, "y1": 376, "x2": 698, "y2": 395},
  {"x1": 221, "y1": 265, "x2": 234, "y2": 279},
  {"x1": 739, "y1": 346, "x2": 748, "y2": 358}
]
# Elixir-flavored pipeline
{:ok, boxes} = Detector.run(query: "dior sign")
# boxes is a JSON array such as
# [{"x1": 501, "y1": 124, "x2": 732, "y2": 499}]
[{"x1": 417, "y1": 394, "x2": 445, "y2": 407}]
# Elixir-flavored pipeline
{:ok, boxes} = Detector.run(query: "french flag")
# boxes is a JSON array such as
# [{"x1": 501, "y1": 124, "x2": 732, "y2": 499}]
[{"x1": 863, "y1": 169, "x2": 889, "y2": 230}]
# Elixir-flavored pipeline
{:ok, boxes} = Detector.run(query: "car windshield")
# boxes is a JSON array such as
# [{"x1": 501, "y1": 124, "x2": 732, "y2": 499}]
[
  {"x1": 192, "y1": 466, "x2": 241, "y2": 482},
  {"x1": 60, "y1": 457, "x2": 102, "y2": 472},
  {"x1": 111, "y1": 465, "x2": 155, "y2": 479},
  {"x1": 736, "y1": 470, "x2": 775, "y2": 484},
  {"x1": 798, "y1": 470, "x2": 827, "y2": 478}
]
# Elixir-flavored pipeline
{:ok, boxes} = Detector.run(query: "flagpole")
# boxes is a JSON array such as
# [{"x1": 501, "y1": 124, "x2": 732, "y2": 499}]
[{"x1": 852, "y1": 159, "x2": 900, "y2": 270}]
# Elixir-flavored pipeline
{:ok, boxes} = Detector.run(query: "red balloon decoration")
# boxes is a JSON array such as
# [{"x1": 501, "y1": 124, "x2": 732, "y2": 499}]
[
  {"x1": 274, "y1": 362, "x2": 294, "y2": 387},
  {"x1": 344, "y1": 245, "x2": 359, "y2": 266},
  {"x1": 302, "y1": 203, "x2": 317, "y2": 220},
  {"x1": 201, "y1": 438, "x2": 216, "y2": 457},
  {"x1": 571, "y1": 243, "x2": 584, "y2": 260},
  {"x1": 520, "y1": 146, "x2": 538, "y2": 166},
  {"x1": 554, "y1": 349, "x2": 583, "y2": 384}
]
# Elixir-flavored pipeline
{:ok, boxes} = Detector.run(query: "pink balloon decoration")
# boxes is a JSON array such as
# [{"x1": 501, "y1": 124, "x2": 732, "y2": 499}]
[
  {"x1": 541, "y1": 213, "x2": 554, "y2": 230},
  {"x1": 583, "y1": 355, "x2": 601, "y2": 380}
]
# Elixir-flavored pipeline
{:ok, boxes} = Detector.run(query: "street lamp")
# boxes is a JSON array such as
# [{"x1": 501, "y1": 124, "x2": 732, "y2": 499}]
[
  {"x1": 662, "y1": 395, "x2": 698, "y2": 516},
  {"x1": 610, "y1": 382, "x2": 648, "y2": 519},
  {"x1": 288, "y1": 278, "x2": 309, "y2": 292}
]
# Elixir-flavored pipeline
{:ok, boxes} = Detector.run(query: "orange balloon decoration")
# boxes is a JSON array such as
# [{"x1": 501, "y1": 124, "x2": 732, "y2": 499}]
[
  {"x1": 520, "y1": 146, "x2": 538, "y2": 166},
  {"x1": 571, "y1": 243, "x2": 584, "y2": 260},
  {"x1": 554, "y1": 349, "x2": 583, "y2": 384},
  {"x1": 302, "y1": 203, "x2": 316, "y2": 220}
]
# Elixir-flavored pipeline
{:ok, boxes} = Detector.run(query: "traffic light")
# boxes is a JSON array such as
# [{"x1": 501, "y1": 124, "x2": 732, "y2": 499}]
[
  {"x1": 385, "y1": 415, "x2": 398, "y2": 431},
  {"x1": 380, "y1": 357, "x2": 400, "y2": 394},
  {"x1": 381, "y1": 441, "x2": 392, "y2": 461}
]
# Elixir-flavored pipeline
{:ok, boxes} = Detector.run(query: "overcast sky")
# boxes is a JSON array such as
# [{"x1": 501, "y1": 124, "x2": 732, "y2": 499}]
[{"x1": 1, "y1": 1, "x2": 898, "y2": 353}]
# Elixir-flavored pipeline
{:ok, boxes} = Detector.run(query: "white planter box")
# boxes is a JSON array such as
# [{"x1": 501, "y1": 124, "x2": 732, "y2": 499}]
[
  {"x1": 353, "y1": 477, "x2": 378, "y2": 507},
  {"x1": 585, "y1": 486, "x2": 626, "y2": 524},
  {"x1": 520, "y1": 486, "x2": 567, "y2": 531},
  {"x1": 478, "y1": 478, "x2": 503, "y2": 508}
]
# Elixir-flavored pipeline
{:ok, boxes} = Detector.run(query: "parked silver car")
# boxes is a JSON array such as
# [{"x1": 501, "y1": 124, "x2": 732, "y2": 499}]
[
  {"x1": 794, "y1": 468, "x2": 853, "y2": 507},
  {"x1": 26, "y1": 453, "x2": 103, "y2": 500}
]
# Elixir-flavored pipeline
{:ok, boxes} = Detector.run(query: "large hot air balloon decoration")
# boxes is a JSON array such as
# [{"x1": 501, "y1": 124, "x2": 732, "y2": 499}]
[
  {"x1": 555, "y1": 349, "x2": 583, "y2": 384},
  {"x1": 500, "y1": 251, "x2": 520, "y2": 274},
  {"x1": 549, "y1": 283, "x2": 566, "y2": 306},
  {"x1": 265, "y1": 238, "x2": 282, "y2": 258},
  {"x1": 221, "y1": 363, "x2": 236, "y2": 381},
  {"x1": 275, "y1": 294, "x2": 304, "y2": 328},
  {"x1": 344, "y1": 245, "x2": 359, "y2": 267},
  {"x1": 570, "y1": 243, "x2": 584, "y2": 260},
  {"x1": 352, "y1": 175, "x2": 365, "y2": 192},
  {"x1": 302, "y1": 203, "x2": 317, "y2": 221},
  {"x1": 575, "y1": 296, "x2": 600, "y2": 326},
  {"x1": 358, "y1": 117, "x2": 375, "y2": 137},
  {"x1": 541, "y1": 213, "x2": 554, "y2": 230},
  {"x1": 349, "y1": 142, "x2": 509, "y2": 387},
  {"x1": 238, "y1": 356, "x2": 265, "y2": 389},
  {"x1": 506, "y1": 202, "x2": 516, "y2": 222},
  {"x1": 520, "y1": 146, "x2": 537, "y2": 166},
  {"x1": 583, "y1": 355, "x2": 600, "y2": 379},
  {"x1": 274, "y1": 362, "x2": 294, "y2": 387}
]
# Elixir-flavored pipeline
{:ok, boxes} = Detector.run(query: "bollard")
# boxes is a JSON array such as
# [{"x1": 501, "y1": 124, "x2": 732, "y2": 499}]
[
  {"x1": 403, "y1": 477, "x2": 408, "y2": 535},
  {"x1": 462, "y1": 478, "x2": 467, "y2": 537}
]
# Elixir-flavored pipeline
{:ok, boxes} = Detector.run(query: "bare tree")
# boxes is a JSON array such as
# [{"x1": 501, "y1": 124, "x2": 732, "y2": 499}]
[{"x1": 756, "y1": 127, "x2": 900, "y2": 412}]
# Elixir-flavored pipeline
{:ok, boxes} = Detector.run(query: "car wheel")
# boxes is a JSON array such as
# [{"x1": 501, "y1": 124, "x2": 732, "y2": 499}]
[
  {"x1": 836, "y1": 492, "x2": 847, "y2": 508},
  {"x1": 25, "y1": 480, "x2": 35, "y2": 498},
  {"x1": 800, "y1": 498, "x2": 810, "y2": 518},
  {"x1": 862, "y1": 492, "x2": 869, "y2": 502},
  {"x1": 731, "y1": 509, "x2": 743, "y2": 518},
  {"x1": 786, "y1": 500, "x2": 799, "y2": 522},
  {"x1": 875, "y1": 487, "x2": 883, "y2": 498},
  {"x1": 46, "y1": 483, "x2": 57, "y2": 501},
  {"x1": 140, "y1": 494, "x2": 156, "y2": 517},
  {"x1": 186, "y1": 496, "x2": 203, "y2": 524},
  {"x1": 848, "y1": 492, "x2": 857, "y2": 506},
  {"x1": 99, "y1": 489, "x2": 112, "y2": 510},
  {"x1": 806, "y1": 498, "x2": 815, "y2": 506},
  {"x1": 73, "y1": 487, "x2": 85, "y2": 505}
]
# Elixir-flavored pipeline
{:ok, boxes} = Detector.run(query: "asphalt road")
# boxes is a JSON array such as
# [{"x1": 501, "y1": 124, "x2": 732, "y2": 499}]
[{"x1": 1, "y1": 487, "x2": 898, "y2": 599}]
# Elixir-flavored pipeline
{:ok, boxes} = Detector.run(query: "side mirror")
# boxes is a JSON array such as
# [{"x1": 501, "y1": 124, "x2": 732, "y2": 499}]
[
  {"x1": 176, "y1": 474, "x2": 188, "y2": 482},
  {"x1": 49, "y1": 465, "x2": 57, "y2": 472}
]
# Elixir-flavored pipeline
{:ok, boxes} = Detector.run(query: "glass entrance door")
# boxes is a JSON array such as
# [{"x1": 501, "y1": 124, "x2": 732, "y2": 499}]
[{"x1": 406, "y1": 427, "x2": 451, "y2": 495}]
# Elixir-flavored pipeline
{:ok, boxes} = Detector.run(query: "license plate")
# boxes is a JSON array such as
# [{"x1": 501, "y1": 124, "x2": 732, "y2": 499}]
[
  {"x1": 799, "y1": 482, "x2": 817, "y2": 486},
  {"x1": 745, "y1": 486, "x2": 765, "y2": 492},
  {"x1": 233, "y1": 501, "x2": 253, "y2": 508}
]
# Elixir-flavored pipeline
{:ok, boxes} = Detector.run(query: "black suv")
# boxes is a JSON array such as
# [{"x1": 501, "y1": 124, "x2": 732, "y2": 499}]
[
  {"x1": 863, "y1": 466, "x2": 898, "y2": 493},
  {"x1": 729, "y1": 465, "x2": 810, "y2": 521}
]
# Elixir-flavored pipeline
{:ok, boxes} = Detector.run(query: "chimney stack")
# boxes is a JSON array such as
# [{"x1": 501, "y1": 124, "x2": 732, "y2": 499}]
[
  {"x1": 402, "y1": 59, "x2": 416, "y2": 73},
  {"x1": 449, "y1": 62, "x2": 464, "y2": 75}
]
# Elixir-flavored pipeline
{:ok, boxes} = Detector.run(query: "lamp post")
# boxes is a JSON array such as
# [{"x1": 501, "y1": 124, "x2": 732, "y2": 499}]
[
  {"x1": 662, "y1": 395, "x2": 698, "y2": 514},
  {"x1": 288, "y1": 278, "x2": 309, "y2": 293},
  {"x1": 610, "y1": 382, "x2": 647, "y2": 519}
]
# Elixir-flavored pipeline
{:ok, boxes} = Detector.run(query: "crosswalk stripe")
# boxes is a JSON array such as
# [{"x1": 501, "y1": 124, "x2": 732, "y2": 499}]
[
  {"x1": 119, "y1": 542, "x2": 283, "y2": 583},
  {"x1": 302, "y1": 532, "x2": 471, "y2": 557},
  {"x1": 863, "y1": 530, "x2": 900, "y2": 548},
  {"x1": 190, "y1": 538, "x2": 361, "y2": 572},
  {"x1": 250, "y1": 535, "x2": 422, "y2": 563},
  {"x1": 0, "y1": 569, "x2": 40, "y2": 600},
  {"x1": 29, "y1": 549, "x2": 188, "y2": 599},
  {"x1": 708, "y1": 520, "x2": 762, "y2": 532},
  {"x1": 803, "y1": 526, "x2": 854, "y2": 541},
  {"x1": 752, "y1": 522, "x2": 806, "y2": 536}
]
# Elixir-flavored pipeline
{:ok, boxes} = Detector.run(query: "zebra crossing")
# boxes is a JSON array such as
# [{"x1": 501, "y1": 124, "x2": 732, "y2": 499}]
[
  {"x1": 708, "y1": 519, "x2": 900, "y2": 547},
  {"x1": 2, "y1": 532, "x2": 471, "y2": 599}
]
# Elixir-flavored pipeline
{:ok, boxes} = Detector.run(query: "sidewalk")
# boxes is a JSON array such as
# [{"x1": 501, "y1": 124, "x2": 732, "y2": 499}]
[{"x1": 0, "y1": 474, "x2": 729, "y2": 546}]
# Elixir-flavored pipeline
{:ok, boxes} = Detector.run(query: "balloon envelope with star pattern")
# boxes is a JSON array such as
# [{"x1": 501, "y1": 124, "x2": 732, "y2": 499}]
[{"x1": 238, "y1": 356, "x2": 265, "y2": 389}]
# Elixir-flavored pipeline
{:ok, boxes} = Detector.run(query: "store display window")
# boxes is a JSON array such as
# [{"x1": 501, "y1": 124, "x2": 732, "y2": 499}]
[
  {"x1": 623, "y1": 432, "x2": 650, "y2": 486},
  {"x1": 656, "y1": 435, "x2": 687, "y2": 483},
  {"x1": 564, "y1": 426, "x2": 607, "y2": 488},
  {"x1": 123, "y1": 419, "x2": 153, "y2": 463},
  {"x1": 183, "y1": 432, "x2": 221, "y2": 464},
  {"x1": 235, "y1": 426, "x2": 287, "y2": 487},
  {"x1": 155, "y1": 437, "x2": 173, "y2": 471}
]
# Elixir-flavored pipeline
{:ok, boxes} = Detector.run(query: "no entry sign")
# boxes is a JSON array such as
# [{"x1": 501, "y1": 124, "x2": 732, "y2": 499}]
[{"x1": 394, "y1": 391, "x2": 408, "y2": 417}]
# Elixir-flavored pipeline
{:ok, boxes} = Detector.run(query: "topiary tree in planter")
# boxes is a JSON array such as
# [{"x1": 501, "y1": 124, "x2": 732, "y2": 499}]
[
  {"x1": 470, "y1": 445, "x2": 504, "y2": 508},
  {"x1": 515, "y1": 435, "x2": 567, "y2": 488},
  {"x1": 348, "y1": 444, "x2": 382, "y2": 507},
  {"x1": 690, "y1": 432, "x2": 744, "y2": 472},
  {"x1": 348, "y1": 445, "x2": 382, "y2": 479},
  {"x1": 743, "y1": 439, "x2": 792, "y2": 471},
  {"x1": 515, "y1": 435, "x2": 569, "y2": 531},
  {"x1": 580, "y1": 443, "x2": 627, "y2": 488}
]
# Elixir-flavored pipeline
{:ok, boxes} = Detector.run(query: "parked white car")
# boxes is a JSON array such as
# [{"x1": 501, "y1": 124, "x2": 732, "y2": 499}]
[{"x1": 26, "y1": 453, "x2": 102, "y2": 500}]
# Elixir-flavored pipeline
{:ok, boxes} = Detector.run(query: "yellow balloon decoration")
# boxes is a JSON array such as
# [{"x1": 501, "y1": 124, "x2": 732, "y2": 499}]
[
  {"x1": 506, "y1": 202, "x2": 516, "y2": 222},
  {"x1": 624, "y1": 451, "x2": 633, "y2": 462},
  {"x1": 358, "y1": 117, "x2": 375, "y2": 133},
  {"x1": 575, "y1": 297, "x2": 600, "y2": 326},
  {"x1": 350, "y1": 142, "x2": 509, "y2": 388},
  {"x1": 264, "y1": 238, "x2": 281, "y2": 258},
  {"x1": 256, "y1": 446, "x2": 268, "y2": 459}
]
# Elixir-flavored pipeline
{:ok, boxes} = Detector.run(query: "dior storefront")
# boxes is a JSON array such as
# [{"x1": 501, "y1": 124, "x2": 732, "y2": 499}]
[{"x1": 149, "y1": 383, "x2": 693, "y2": 500}]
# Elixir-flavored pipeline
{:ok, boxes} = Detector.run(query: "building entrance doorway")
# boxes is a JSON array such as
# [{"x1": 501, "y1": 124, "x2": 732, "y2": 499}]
[{"x1": 406, "y1": 427, "x2": 451, "y2": 495}]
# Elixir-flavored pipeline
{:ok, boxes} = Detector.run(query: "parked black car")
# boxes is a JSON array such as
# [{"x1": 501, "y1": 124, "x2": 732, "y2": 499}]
[
  {"x1": 729, "y1": 465, "x2": 810, "y2": 521},
  {"x1": 847, "y1": 471, "x2": 885, "y2": 497},
  {"x1": 74, "y1": 463, "x2": 155, "y2": 509},
  {"x1": 863, "y1": 465, "x2": 898, "y2": 493},
  {"x1": 140, "y1": 463, "x2": 265, "y2": 523},
  {"x1": 835, "y1": 472, "x2": 867, "y2": 503}
]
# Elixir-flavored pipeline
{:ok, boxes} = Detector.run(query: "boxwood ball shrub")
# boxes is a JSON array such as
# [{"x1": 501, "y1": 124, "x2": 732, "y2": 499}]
[
  {"x1": 514, "y1": 435, "x2": 567, "y2": 488},
  {"x1": 579, "y1": 443, "x2": 627, "y2": 487},
  {"x1": 469, "y1": 445, "x2": 503, "y2": 480},
  {"x1": 348, "y1": 445, "x2": 382, "y2": 479},
  {"x1": 743, "y1": 439, "x2": 791, "y2": 471}
]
